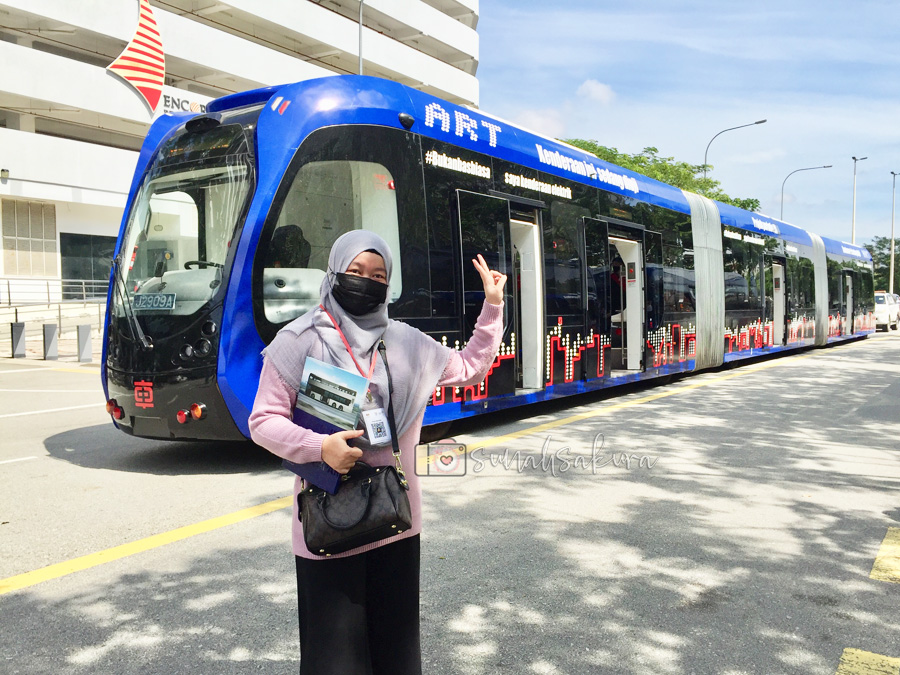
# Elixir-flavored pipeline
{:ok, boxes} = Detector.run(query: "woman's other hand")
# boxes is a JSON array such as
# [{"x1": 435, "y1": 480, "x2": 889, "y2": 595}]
[
  {"x1": 472, "y1": 253, "x2": 507, "y2": 306},
  {"x1": 321, "y1": 429, "x2": 365, "y2": 473}
]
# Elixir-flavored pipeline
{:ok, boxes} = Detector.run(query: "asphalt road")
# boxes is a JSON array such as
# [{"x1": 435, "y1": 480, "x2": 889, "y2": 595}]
[{"x1": 1, "y1": 334, "x2": 899, "y2": 674}]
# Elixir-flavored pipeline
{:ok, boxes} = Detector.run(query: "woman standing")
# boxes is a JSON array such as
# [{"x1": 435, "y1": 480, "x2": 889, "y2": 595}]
[{"x1": 249, "y1": 230, "x2": 506, "y2": 674}]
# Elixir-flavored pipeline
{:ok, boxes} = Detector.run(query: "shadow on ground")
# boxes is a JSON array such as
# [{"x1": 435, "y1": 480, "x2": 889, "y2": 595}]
[
  {"x1": 3, "y1": 337, "x2": 898, "y2": 674},
  {"x1": 417, "y1": 338, "x2": 900, "y2": 675},
  {"x1": 42, "y1": 423, "x2": 281, "y2": 476},
  {"x1": 0, "y1": 542, "x2": 300, "y2": 675}
]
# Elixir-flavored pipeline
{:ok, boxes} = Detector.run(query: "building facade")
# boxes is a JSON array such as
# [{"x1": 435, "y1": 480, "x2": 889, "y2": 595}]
[{"x1": 0, "y1": 0, "x2": 479, "y2": 294}]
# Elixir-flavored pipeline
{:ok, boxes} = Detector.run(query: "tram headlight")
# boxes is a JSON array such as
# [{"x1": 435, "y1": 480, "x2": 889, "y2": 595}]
[{"x1": 194, "y1": 339, "x2": 212, "y2": 357}]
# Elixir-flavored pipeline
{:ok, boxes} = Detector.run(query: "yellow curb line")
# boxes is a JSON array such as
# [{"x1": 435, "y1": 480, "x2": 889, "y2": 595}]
[
  {"x1": 870, "y1": 527, "x2": 900, "y2": 584},
  {"x1": 835, "y1": 647, "x2": 900, "y2": 674},
  {"x1": 0, "y1": 496, "x2": 292, "y2": 596}
]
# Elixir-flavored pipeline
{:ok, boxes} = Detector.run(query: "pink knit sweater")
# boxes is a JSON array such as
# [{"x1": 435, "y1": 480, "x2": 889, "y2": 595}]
[{"x1": 249, "y1": 301, "x2": 504, "y2": 559}]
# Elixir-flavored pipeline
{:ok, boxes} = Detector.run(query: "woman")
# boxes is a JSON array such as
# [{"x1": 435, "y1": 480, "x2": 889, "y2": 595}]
[{"x1": 249, "y1": 230, "x2": 506, "y2": 674}]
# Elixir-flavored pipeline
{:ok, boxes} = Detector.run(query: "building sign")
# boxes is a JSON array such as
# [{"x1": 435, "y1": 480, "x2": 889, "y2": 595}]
[
  {"x1": 107, "y1": 0, "x2": 166, "y2": 112},
  {"x1": 160, "y1": 93, "x2": 208, "y2": 115}
]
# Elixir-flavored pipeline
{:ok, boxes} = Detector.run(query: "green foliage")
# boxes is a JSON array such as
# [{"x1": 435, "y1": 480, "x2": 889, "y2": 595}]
[
  {"x1": 564, "y1": 139, "x2": 761, "y2": 212},
  {"x1": 864, "y1": 236, "x2": 900, "y2": 292}
]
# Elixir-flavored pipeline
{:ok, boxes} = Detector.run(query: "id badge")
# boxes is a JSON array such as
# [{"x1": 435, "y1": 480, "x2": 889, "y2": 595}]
[{"x1": 361, "y1": 408, "x2": 392, "y2": 446}]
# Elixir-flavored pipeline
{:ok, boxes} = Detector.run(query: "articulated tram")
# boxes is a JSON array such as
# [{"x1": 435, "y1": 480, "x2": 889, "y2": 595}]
[{"x1": 102, "y1": 75, "x2": 874, "y2": 441}]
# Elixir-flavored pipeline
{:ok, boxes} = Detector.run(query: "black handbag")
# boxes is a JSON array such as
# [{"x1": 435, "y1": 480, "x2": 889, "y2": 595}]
[{"x1": 300, "y1": 340, "x2": 412, "y2": 557}]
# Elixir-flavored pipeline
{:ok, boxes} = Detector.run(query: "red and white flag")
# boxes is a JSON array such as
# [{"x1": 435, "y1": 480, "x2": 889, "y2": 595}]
[{"x1": 107, "y1": 0, "x2": 166, "y2": 111}]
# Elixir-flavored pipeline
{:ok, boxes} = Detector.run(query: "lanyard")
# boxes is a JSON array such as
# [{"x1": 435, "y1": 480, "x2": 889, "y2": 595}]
[{"x1": 319, "y1": 305, "x2": 378, "y2": 379}]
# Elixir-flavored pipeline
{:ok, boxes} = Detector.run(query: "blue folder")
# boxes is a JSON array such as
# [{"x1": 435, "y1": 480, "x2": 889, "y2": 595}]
[{"x1": 281, "y1": 407, "x2": 343, "y2": 494}]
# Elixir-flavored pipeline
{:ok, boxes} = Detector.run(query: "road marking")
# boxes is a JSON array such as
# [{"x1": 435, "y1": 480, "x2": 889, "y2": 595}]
[
  {"x1": 0, "y1": 456, "x2": 37, "y2": 465},
  {"x1": 0, "y1": 344, "x2": 849, "y2": 593},
  {"x1": 0, "y1": 496, "x2": 292, "y2": 596},
  {"x1": 0, "y1": 366, "x2": 96, "y2": 375},
  {"x1": 835, "y1": 647, "x2": 900, "y2": 674},
  {"x1": 870, "y1": 527, "x2": 900, "y2": 584},
  {"x1": 464, "y1": 352, "x2": 816, "y2": 453},
  {"x1": 52, "y1": 367, "x2": 101, "y2": 375},
  {"x1": 0, "y1": 403, "x2": 102, "y2": 419},
  {"x1": 0, "y1": 389, "x2": 99, "y2": 393}
]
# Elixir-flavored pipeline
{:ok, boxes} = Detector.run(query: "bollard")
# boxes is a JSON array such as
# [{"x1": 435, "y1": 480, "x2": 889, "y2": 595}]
[
  {"x1": 43, "y1": 324, "x2": 58, "y2": 361},
  {"x1": 11, "y1": 322, "x2": 25, "y2": 358},
  {"x1": 77, "y1": 324, "x2": 92, "y2": 363}
]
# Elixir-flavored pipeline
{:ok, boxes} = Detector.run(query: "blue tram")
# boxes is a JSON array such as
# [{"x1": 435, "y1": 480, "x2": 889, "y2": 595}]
[{"x1": 102, "y1": 75, "x2": 875, "y2": 440}]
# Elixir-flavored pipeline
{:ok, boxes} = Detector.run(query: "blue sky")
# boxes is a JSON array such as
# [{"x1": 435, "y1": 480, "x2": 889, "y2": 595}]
[{"x1": 476, "y1": 1, "x2": 900, "y2": 246}]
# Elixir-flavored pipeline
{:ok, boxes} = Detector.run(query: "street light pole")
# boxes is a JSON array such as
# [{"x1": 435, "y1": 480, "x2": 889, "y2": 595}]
[
  {"x1": 359, "y1": 0, "x2": 365, "y2": 75},
  {"x1": 703, "y1": 119, "x2": 767, "y2": 180},
  {"x1": 851, "y1": 155, "x2": 867, "y2": 244},
  {"x1": 891, "y1": 171, "x2": 898, "y2": 295},
  {"x1": 780, "y1": 164, "x2": 832, "y2": 221}
]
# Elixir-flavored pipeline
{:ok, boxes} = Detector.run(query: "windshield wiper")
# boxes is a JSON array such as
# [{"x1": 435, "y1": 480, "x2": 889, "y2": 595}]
[{"x1": 111, "y1": 254, "x2": 153, "y2": 351}]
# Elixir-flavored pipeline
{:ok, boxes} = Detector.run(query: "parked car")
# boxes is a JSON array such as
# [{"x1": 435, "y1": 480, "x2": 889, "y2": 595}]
[
  {"x1": 874, "y1": 291, "x2": 898, "y2": 330},
  {"x1": 894, "y1": 293, "x2": 900, "y2": 324}
]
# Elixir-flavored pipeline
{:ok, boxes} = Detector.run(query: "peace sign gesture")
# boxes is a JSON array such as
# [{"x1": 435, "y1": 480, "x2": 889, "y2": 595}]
[{"x1": 472, "y1": 253, "x2": 507, "y2": 306}]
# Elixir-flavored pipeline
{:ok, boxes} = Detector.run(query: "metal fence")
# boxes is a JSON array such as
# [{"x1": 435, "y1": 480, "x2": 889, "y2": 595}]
[
  {"x1": 1, "y1": 277, "x2": 110, "y2": 305},
  {"x1": 1, "y1": 278, "x2": 108, "y2": 359}
]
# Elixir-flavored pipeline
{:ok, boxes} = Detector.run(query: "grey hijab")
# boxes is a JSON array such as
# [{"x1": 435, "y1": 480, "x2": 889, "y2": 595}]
[{"x1": 263, "y1": 230, "x2": 452, "y2": 439}]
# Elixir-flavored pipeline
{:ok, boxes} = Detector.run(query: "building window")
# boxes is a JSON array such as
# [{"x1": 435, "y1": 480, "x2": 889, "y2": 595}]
[
  {"x1": 60, "y1": 233, "x2": 116, "y2": 297},
  {"x1": 1, "y1": 199, "x2": 58, "y2": 277}
]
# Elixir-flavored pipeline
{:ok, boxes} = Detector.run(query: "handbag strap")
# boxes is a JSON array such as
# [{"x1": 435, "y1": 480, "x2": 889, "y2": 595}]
[{"x1": 377, "y1": 340, "x2": 409, "y2": 490}]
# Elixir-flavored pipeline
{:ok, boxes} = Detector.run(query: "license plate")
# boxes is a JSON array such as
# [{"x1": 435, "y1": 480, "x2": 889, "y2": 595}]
[{"x1": 133, "y1": 293, "x2": 176, "y2": 310}]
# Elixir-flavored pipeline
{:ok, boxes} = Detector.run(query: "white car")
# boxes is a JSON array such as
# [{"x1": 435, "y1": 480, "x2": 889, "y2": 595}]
[{"x1": 874, "y1": 291, "x2": 898, "y2": 331}]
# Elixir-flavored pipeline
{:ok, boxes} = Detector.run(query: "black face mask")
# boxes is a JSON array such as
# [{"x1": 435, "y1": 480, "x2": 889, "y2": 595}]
[{"x1": 332, "y1": 272, "x2": 388, "y2": 316}]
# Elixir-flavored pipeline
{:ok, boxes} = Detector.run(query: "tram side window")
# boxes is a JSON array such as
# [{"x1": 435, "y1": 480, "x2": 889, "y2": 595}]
[
  {"x1": 856, "y1": 266, "x2": 874, "y2": 314},
  {"x1": 638, "y1": 206, "x2": 695, "y2": 317},
  {"x1": 545, "y1": 199, "x2": 589, "y2": 317},
  {"x1": 786, "y1": 255, "x2": 816, "y2": 317},
  {"x1": 826, "y1": 257, "x2": 843, "y2": 314},
  {"x1": 260, "y1": 160, "x2": 403, "y2": 324},
  {"x1": 722, "y1": 238, "x2": 763, "y2": 315}
]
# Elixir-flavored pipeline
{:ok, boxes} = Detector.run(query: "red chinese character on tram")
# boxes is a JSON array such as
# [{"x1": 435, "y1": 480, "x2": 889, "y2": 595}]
[{"x1": 134, "y1": 380, "x2": 154, "y2": 409}]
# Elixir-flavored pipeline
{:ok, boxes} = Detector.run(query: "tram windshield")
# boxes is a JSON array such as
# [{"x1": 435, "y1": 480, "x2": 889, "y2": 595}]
[{"x1": 114, "y1": 123, "x2": 253, "y2": 320}]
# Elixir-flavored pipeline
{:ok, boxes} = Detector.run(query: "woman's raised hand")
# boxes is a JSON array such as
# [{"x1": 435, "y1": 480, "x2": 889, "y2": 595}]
[{"x1": 472, "y1": 253, "x2": 507, "y2": 306}]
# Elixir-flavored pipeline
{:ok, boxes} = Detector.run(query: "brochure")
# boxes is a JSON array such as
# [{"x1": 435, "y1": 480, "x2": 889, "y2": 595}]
[
  {"x1": 295, "y1": 356, "x2": 368, "y2": 430},
  {"x1": 283, "y1": 356, "x2": 370, "y2": 494}
]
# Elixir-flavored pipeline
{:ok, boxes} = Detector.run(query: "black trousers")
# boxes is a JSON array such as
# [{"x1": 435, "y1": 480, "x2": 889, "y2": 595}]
[{"x1": 295, "y1": 535, "x2": 422, "y2": 675}]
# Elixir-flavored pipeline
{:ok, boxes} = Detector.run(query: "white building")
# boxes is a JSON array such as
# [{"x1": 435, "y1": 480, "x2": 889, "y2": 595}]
[{"x1": 0, "y1": 0, "x2": 479, "y2": 294}]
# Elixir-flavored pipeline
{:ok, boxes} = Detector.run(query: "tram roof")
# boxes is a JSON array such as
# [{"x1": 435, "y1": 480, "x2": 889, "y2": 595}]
[
  {"x1": 208, "y1": 75, "x2": 869, "y2": 262},
  {"x1": 210, "y1": 75, "x2": 692, "y2": 215},
  {"x1": 716, "y1": 201, "x2": 872, "y2": 261}
]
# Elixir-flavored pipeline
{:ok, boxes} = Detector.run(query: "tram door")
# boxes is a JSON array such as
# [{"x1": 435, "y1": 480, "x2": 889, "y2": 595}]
[
  {"x1": 843, "y1": 271, "x2": 854, "y2": 335},
  {"x1": 508, "y1": 208, "x2": 544, "y2": 389},
  {"x1": 609, "y1": 235, "x2": 644, "y2": 372},
  {"x1": 456, "y1": 191, "x2": 541, "y2": 391},
  {"x1": 643, "y1": 229, "x2": 664, "y2": 370},
  {"x1": 770, "y1": 261, "x2": 786, "y2": 345},
  {"x1": 582, "y1": 217, "x2": 610, "y2": 377}
]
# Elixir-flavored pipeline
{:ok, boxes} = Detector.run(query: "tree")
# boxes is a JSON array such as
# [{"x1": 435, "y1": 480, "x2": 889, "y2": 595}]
[
  {"x1": 564, "y1": 140, "x2": 761, "y2": 212},
  {"x1": 864, "y1": 236, "x2": 900, "y2": 292}
]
